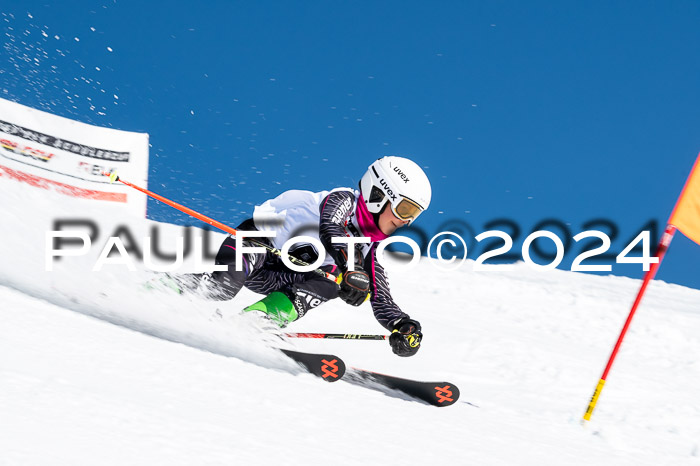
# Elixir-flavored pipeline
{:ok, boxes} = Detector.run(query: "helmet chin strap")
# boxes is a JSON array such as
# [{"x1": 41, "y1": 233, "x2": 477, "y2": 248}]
[{"x1": 373, "y1": 202, "x2": 388, "y2": 227}]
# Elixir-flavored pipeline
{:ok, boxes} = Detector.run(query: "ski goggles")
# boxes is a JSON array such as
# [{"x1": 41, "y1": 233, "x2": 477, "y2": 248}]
[{"x1": 391, "y1": 197, "x2": 424, "y2": 222}]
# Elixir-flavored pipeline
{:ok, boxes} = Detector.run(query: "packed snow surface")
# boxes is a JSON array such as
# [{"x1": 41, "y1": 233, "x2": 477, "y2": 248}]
[{"x1": 1, "y1": 176, "x2": 700, "y2": 465}]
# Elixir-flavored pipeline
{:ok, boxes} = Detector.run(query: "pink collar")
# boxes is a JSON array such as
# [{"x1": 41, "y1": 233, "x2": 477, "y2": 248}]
[{"x1": 356, "y1": 194, "x2": 389, "y2": 242}]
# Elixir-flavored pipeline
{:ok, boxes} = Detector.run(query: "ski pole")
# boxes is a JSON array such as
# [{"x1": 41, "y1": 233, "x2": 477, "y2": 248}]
[
  {"x1": 102, "y1": 172, "x2": 341, "y2": 285},
  {"x1": 284, "y1": 333, "x2": 389, "y2": 340}
]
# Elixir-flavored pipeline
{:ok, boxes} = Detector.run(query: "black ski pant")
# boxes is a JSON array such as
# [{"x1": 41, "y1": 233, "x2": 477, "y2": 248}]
[{"x1": 182, "y1": 219, "x2": 340, "y2": 320}]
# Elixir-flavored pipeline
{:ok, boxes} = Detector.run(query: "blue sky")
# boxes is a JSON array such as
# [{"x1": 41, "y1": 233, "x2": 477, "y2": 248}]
[{"x1": 3, "y1": 1, "x2": 700, "y2": 289}]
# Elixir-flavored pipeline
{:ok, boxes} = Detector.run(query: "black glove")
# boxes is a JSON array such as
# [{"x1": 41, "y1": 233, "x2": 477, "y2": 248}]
[
  {"x1": 338, "y1": 267, "x2": 370, "y2": 306},
  {"x1": 389, "y1": 318, "x2": 422, "y2": 357}
]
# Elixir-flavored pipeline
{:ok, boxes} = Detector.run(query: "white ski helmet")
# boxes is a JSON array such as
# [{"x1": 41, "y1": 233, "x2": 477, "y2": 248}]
[{"x1": 359, "y1": 156, "x2": 431, "y2": 224}]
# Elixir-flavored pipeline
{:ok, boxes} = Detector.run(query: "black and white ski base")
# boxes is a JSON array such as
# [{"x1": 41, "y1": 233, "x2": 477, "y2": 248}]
[
  {"x1": 344, "y1": 368, "x2": 460, "y2": 406},
  {"x1": 280, "y1": 349, "x2": 346, "y2": 382}
]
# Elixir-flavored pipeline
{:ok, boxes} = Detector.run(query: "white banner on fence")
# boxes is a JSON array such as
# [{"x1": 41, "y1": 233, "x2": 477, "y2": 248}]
[{"x1": 0, "y1": 98, "x2": 149, "y2": 217}]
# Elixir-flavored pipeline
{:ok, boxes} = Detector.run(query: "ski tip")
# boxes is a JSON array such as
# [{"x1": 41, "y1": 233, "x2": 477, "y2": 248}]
[
  {"x1": 280, "y1": 349, "x2": 346, "y2": 382},
  {"x1": 320, "y1": 356, "x2": 346, "y2": 382},
  {"x1": 432, "y1": 383, "x2": 460, "y2": 407}
]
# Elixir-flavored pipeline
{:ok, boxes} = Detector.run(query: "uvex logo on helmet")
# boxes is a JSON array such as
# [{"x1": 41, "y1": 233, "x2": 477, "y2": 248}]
[
  {"x1": 379, "y1": 178, "x2": 398, "y2": 201},
  {"x1": 393, "y1": 166, "x2": 410, "y2": 183}
]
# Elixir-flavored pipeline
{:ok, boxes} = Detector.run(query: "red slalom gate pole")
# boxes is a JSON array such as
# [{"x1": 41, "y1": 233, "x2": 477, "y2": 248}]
[
  {"x1": 284, "y1": 333, "x2": 389, "y2": 340},
  {"x1": 103, "y1": 172, "x2": 341, "y2": 284},
  {"x1": 582, "y1": 224, "x2": 677, "y2": 423}
]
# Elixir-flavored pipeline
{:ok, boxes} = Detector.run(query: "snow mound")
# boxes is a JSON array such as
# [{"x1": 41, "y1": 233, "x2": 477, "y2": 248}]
[{"x1": 2, "y1": 174, "x2": 700, "y2": 465}]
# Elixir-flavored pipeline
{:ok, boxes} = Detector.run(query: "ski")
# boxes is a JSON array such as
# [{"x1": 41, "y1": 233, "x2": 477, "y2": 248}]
[
  {"x1": 280, "y1": 349, "x2": 346, "y2": 382},
  {"x1": 344, "y1": 368, "x2": 460, "y2": 407}
]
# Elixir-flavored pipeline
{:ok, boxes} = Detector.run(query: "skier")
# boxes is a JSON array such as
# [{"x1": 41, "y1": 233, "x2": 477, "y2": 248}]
[{"x1": 172, "y1": 156, "x2": 431, "y2": 357}]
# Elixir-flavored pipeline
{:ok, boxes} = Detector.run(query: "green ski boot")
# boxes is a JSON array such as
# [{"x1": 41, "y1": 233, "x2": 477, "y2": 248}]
[{"x1": 243, "y1": 291, "x2": 298, "y2": 328}]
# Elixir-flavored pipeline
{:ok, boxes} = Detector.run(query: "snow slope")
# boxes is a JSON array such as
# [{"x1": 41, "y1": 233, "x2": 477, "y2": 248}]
[{"x1": 2, "y1": 175, "x2": 700, "y2": 465}]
